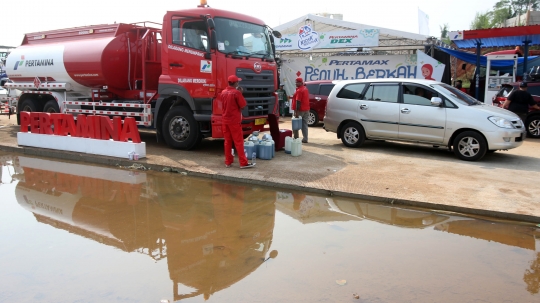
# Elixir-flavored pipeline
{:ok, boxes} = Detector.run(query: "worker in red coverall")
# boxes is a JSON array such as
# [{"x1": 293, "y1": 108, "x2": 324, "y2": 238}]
[
  {"x1": 292, "y1": 77, "x2": 310, "y2": 143},
  {"x1": 221, "y1": 75, "x2": 255, "y2": 169}
]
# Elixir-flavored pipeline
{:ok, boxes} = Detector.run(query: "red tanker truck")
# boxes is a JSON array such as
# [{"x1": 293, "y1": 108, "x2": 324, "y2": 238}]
[{"x1": 4, "y1": 0, "x2": 281, "y2": 150}]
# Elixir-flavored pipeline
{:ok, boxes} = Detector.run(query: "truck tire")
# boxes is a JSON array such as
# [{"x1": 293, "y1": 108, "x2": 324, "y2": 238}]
[
  {"x1": 43, "y1": 100, "x2": 60, "y2": 113},
  {"x1": 19, "y1": 99, "x2": 41, "y2": 113},
  {"x1": 162, "y1": 106, "x2": 201, "y2": 150}
]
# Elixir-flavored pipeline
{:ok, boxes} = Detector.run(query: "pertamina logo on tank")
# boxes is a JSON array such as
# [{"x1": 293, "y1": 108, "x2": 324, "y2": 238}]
[{"x1": 13, "y1": 55, "x2": 54, "y2": 70}]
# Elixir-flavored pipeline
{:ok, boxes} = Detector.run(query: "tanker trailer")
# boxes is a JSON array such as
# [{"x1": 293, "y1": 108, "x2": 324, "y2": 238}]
[{"x1": 4, "y1": 1, "x2": 281, "y2": 150}]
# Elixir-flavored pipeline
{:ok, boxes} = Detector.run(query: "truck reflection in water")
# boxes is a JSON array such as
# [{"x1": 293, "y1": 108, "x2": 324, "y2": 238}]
[
  {"x1": 6, "y1": 154, "x2": 540, "y2": 297},
  {"x1": 13, "y1": 156, "x2": 277, "y2": 301}
]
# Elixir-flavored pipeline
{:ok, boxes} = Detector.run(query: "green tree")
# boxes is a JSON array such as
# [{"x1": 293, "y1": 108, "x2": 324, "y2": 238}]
[
  {"x1": 511, "y1": 0, "x2": 539, "y2": 17},
  {"x1": 491, "y1": 1, "x2": 513, "y2": 27},
  {"x1": 470, "y1": 0, "x2": 540, "y2": 29},
  {"x1": 470, "y1": 11, "x2": 492, "y2": 29},
  {"x1": 439, "y1": 23, "x2": 451, "y2": 45}
]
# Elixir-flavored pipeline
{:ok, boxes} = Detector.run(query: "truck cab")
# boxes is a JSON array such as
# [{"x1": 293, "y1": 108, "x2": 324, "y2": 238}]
[{"x1": 156, "y1": 4, "x2": 280, "y2": 149}]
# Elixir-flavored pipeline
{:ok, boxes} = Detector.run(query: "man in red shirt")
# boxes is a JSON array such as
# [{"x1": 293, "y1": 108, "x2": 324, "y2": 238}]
[
  {"x1": 292, "y1": 77, "x2": 310, "y2": 143},
  {"x1": 221, "y1": 75, "x2": 255, "y2": 169}
]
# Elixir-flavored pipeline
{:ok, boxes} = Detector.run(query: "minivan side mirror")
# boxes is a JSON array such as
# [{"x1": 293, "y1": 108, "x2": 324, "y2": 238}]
[{"x1": 431, "y1": 97, "x2": 443, "y2": 107}]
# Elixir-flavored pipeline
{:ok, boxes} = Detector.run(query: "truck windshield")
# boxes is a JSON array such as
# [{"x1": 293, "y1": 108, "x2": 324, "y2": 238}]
[
  {"x1": 433, "y1": 83, "x2": 482, "y2": 106},
  {"x1": 214, "y1": 18, "x2": 273, "y2": 59}
]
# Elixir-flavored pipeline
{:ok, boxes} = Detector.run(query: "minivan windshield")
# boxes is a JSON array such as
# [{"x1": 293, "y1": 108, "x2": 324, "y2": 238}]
[
  {"x1": 214, "y1": 18, "x2": 273, "y2": 59},
  {"x1": 433, "y1": 83, "x2": 482, "y2": 106}
]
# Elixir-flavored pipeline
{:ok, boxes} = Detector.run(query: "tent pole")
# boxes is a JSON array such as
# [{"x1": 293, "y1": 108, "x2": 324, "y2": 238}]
[
  {"x1": 523, "y1": 40, "x2": 531, "y2": 80},
  {"x1": 475, "y1": 40, "x2": 482, "y2": 100}
]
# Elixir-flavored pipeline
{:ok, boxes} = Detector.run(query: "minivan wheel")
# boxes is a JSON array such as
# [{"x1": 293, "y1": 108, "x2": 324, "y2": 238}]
[
  {"x1": 453, "y1": 131, "x2": 487, "y2": 161},
  {"x1": 526, "y1": 115, "x2": 540, "y2": 138},
  {"x1": 307, "y1": 109, "x2": 319, "y2": 126},
  {"x1": 341, "y1": 122, "x2": 365, "y2": 147}
]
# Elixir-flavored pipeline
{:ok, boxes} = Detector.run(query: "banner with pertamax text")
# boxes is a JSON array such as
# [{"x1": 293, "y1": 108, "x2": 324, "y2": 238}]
[
  {"x1": 276, "y1": 27, "x2": 380, "y2": 51},
  {"x1": 280, "y1": 54, "x2": 418, "y2": 93}
]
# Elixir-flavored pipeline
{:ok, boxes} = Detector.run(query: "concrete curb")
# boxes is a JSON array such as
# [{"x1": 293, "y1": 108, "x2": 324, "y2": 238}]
[{"x1": 2, "y1": 144, "x2": 539, "y2": 224}]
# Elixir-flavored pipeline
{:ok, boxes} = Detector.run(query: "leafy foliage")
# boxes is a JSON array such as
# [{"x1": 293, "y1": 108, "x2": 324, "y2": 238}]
[
  {"x1": 469, "y1": 0, "x2": 539, "y2": 29},
  {"x1": 470, "y1": 11, "x2": 492, "y2": 29}
]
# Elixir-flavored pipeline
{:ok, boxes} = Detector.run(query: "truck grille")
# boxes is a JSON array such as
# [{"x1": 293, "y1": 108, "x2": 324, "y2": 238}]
[{"x1": 236, "y1": 69, "x2": 275, "y2": 117}]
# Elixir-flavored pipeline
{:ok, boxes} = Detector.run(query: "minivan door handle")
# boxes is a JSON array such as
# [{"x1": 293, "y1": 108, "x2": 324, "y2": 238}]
[
  {"x1": 169, "y1": 63, "x2": 183, "y2": 67},
  {"x1": 401, "y1": 108, "x2": 410, "y2": 114},
  {"x1": 315, "y1": 97, "x2": 321, "y2": 101},
  {"x1": 360, "y1": 104, "x2": 368, "y2": 110}
]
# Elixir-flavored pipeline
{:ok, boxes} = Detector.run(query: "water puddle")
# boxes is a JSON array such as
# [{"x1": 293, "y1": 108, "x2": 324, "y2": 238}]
[{"x1": 1, "y1": 152, "x2": 539, "y2": 302}]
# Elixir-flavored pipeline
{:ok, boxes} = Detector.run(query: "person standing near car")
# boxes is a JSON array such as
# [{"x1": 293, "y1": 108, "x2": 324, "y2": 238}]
[
  {"x1": 276, "y1": 84, "x2": 288, "y2": 117},
  {"x1": 503, "y1": 82, "x2": 540, "y2": 123},
  {"x1": 455, "y1": 80, "x2": 467, "y2": 93},
  {"x1": 221, "y1": 75, "x2": 255, "y2": 169},
  {"x1": 292, "y1": 77, "x2": 310, "y2": 143}
]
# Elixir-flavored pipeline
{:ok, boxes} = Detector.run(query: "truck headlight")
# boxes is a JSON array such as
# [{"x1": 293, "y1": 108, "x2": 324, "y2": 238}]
[{"x1": 488, "y1": 116, "x2": 515, "y2": 129}]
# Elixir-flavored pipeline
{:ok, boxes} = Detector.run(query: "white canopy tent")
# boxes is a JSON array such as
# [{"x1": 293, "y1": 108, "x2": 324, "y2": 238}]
[{"x1": 273, "y1": 14, "x2": 430, "y2": 55}]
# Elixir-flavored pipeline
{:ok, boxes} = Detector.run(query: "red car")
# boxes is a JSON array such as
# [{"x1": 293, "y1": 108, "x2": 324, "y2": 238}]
[
  {"x1": 305, "y1": 80, "x2": 335, "y2": 126},
  {"x1": 493, "y1": 81, "x2": 540, "y2": 138}
]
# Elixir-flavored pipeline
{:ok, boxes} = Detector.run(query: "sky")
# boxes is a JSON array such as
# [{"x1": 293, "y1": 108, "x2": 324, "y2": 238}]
[{"x1": 1, "y1": 0, "x2": 499, "y2": 48}]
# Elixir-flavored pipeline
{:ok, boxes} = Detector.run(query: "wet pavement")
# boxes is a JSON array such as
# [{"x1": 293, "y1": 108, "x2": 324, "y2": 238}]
[
  {"x1": 1, "y1": 153, "x2": 540, "y2": 302},
  {"x1": 1, "y1": 114, "x2": 540, "y2": 223}
]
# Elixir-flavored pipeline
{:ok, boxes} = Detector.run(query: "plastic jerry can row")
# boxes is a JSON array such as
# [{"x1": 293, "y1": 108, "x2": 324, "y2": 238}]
[
  {"x1": 284, "y1": 137, "x2": 302, "y2": 157},
  {"x1": 244, "y1": 140, "x2": 274, "y2": 160}
]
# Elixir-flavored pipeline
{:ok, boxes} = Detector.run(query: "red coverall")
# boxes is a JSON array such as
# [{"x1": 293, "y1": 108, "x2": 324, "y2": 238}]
[{"x1": 221, "y1": 86, "x2": 249, "y2": 166}]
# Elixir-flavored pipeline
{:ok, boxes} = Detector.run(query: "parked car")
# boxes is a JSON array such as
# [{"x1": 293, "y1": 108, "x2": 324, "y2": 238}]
[
  {"x1": 305, "y1": 80, "x2": 335, "y2": 126},
  {"x1": 493, "y1": 81, "x2": 540, "y2": 138},
  {"x1": 323, "y1": 79, "x2": 525, "y2": 161}
]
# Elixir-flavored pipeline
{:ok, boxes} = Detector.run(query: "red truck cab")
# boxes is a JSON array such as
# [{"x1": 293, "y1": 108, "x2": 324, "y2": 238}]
[{"x1": 157, "y1": 5, "x2": 280, "y2": 148}]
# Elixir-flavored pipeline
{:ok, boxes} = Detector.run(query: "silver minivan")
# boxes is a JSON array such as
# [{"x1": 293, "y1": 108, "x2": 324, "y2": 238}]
[{"x1": 323, "y1": 79, "x2": 525, "y2": 161}]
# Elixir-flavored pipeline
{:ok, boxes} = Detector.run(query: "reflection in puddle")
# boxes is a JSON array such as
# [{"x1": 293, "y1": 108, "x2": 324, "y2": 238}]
[{"x1": 1, "y1": 153, "x2": 539, "y2": 302}]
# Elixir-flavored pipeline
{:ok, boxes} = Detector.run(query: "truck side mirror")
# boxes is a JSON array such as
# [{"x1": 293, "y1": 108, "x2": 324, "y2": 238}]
[
  {"x1": 207, "y1": 18, "x2": 215, "y2": 30},
  {"x1": 210, "y1": 29, "x2": 218, "y2": 50},
  {"x1": 272, "y1": 30, "x2": 282, "y2": 39}
]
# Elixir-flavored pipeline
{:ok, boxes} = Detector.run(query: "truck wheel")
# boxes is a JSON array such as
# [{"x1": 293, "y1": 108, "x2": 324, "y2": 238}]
[
  {"x1": 43, "y1": 100, "x2": 60, "y2": 113},
  {"x1": 19, "y1": 99, "x2": 40, "y2": 113},
  {"x1": 308, "y1": 109, "x2": 319, "y2": 126},
  {"x1": 526, "y1": 115, "x2": 540, "y2": 138},
  {"x1": 453, "y1": 131, "x2": 487, "y2": 161},
  {"x1": 162, "y1": 106, "x2": 201, "y2": 150},
  {"x1": 340, "y1": 121, "x2": 365, "y2": 147}
]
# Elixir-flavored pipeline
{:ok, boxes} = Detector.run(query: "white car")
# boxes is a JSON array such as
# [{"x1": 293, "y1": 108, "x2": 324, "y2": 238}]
[{"x1": 323, "y1": 79, "x2": 525, "y2": 161}]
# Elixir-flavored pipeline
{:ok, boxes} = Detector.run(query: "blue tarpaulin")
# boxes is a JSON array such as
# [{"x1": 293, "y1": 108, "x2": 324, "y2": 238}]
[{"x1": 438, "y1": 47, "x2": 540, "y2": 76}]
